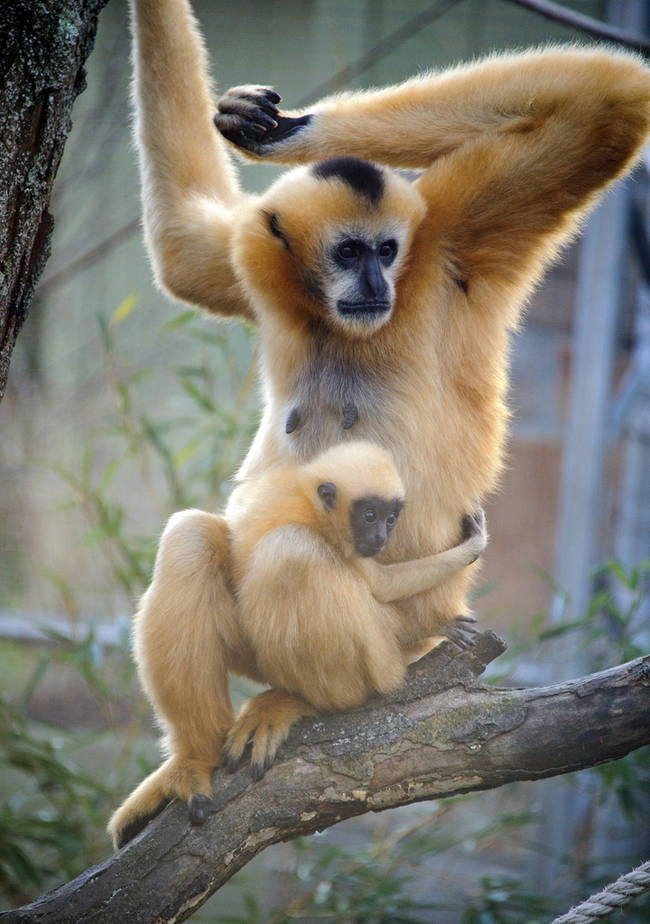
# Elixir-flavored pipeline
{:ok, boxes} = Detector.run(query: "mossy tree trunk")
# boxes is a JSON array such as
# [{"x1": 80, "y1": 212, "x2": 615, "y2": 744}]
[{"x1": 0, "y1": 0, "x2": 109, "y2": 401}]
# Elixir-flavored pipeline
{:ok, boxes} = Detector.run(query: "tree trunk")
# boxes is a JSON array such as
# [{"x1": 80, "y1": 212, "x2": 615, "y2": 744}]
[
  {"x1": 0, "y1": 0, "x2": 109, "y2": 401},
  {"x1": 2, "y1": 633, "x2": 649, "y2": 924}
]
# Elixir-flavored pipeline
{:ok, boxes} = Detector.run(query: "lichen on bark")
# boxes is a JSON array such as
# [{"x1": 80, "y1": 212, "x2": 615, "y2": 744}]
[{"x1": 0, "y1": 0, "x2": 109, "y2": 400}]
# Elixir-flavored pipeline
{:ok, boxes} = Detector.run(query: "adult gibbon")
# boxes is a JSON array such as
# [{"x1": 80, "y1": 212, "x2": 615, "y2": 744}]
[
  {"x1": 108, "y1": 442, "x2": 486, "y2": 847},
  {"x1": 118, "y1": 0, "x2": 650, "y2": 843}
]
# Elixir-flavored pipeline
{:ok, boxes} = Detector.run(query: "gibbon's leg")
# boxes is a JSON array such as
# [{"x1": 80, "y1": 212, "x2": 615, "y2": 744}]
[
  {"x1": 223, "y1": 511, "x2": 484, "y2": 780},
  {"x1": 108, "y1": 510, "x2": 240, "y2": 849},
  {"x1": 131, "y1": 0, "x2": 252, "y2": 318},
  {"x1": 356, "y1": 509, "x2": 487, "y2": 605},
  {"x1": 223, "y1": 528, "x2": 407, "y2": 779}
]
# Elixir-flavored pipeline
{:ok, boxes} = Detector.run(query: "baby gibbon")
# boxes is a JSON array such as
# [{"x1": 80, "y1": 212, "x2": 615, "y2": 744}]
[
  {"x1": 225, "y1": 441, "x2": 486, "y2": 777},
  {"x1": 108, "y1": 442, "x2": 485, "y2": 847}
]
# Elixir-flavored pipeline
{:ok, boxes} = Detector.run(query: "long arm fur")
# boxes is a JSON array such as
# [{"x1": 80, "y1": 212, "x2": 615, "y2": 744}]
[
  {"x1": 414, "y1": 50, "x2": 650, "y2": 285},
  {"x1": 131, "y1": 0, "x2": 252, "y2": 318},
  {"x1": 243, "y1": 49, "x2": 650, "y2": 284},
  {"x1": 256, "y1": 48, "x2": 650, "y2": 170}
]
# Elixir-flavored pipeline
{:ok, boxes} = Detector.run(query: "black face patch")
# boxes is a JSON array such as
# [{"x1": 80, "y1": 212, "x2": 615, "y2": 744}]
[
  {"x1": 312, "y1": 157, "x2": 384, "y2": 206},
  {"x1": 349, "y1": 494, "x2": 404, "y2": 557}
]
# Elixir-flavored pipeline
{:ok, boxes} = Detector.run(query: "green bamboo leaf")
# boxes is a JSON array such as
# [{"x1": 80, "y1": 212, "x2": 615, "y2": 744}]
[
  {"x1": 0, "y1": 841, "x2": 41, "y2": 885},
  {"x1": 48, "y1": 462, "x2": 80, "y2": 493},
  {"x1": 538, "y1": 619, "x2": 586, "y2": 640},
  {"x1": 81, "y1": 447, "x2": 93, "y2": 492},
  {"x1": 187, "y1": 328, "x2": 227, "y2": 346},
  {"x1": 173, "y1": 435, "x2": 203, "y2": 467},
  {"x1": 96, "y1": 312, "x2": 111, "y2": 351},
  {"x1": 98, "y1": 458, "x2": 120, "y2": 495},
  {"x1": 180, "y1": 379, "x2": 216, "y2": 412},
  {"x1": 162, "y1": 309, "x2": 197, "y2": 331},
  {"x1": 110, "y1": 292, "x2": 139, "y2": 325},
  {"x1": 176, "y1": 365, "x2": 204, "y2": 378},
  {"x1": 84, "y1": 525, "x2": 106, "y2": 547}
]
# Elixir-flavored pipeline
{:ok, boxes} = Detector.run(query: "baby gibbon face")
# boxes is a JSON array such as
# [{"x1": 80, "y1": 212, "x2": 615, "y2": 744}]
[
  {"x1": 305, "y1": 440, "x2": 406, "y2": 558},
  {"x1": 317, "y1": 481, "x2": 404, "y2": 557},
  {"x1": 240, "y1": 157, "x2": 426, "y2": 338},
  {"x1": 348, "y1": 493, "x2": 405, "y2": 557}
]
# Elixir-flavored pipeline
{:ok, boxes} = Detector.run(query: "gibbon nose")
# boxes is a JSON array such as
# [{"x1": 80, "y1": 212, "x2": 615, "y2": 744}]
[
  {"x1": 361, "y1": 252, "x2": 388, "y2": 300},
  {"x1": 367, "y1": 523, "x2": 388, "y2": 554},
  {"x1": 356, "y1": 523, "x2": 388, "y2": 557}
]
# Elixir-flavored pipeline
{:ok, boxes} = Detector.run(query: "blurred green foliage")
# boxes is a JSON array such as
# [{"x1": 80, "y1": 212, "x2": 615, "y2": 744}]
[
  {"x1": 1, "y1": 299, "x2": 258, "y2": 910},
  {"x1": 0, "y1": 691, "x2": 107, "y2": 906}
]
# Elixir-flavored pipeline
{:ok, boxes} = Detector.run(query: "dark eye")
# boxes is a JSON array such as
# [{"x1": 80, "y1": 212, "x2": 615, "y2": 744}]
[
  {"x1": 386, "y1": 513, "x2": 397, "y2": 529},
  {"x1": 378, "y1": 239, "x2": 397, "y2": 265},
  {"x1": 335, "y1": 240, "x2": 361, "y2": 263},
  {"x1": 364, "y1": 508, "x2": 377, "y2": 524}
]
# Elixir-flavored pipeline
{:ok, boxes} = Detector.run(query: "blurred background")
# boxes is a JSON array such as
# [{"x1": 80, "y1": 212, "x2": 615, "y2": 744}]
[{"x1": 1, "y1": 0, "x2": 648, "y2": 920}]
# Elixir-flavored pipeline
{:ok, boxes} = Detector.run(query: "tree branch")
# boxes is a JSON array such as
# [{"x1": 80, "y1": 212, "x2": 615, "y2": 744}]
[
  {"x1": 2, "y1": 633, "x2": 649, "y2": 924},
  {"x1": 0, "y1": 0, "x2": 109, "y2": 401},
  {"x1": 502, "y1": 0, "x2": 650, "y2": 56}
]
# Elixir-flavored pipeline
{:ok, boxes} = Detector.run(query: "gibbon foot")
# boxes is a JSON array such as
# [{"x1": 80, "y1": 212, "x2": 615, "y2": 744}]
[
  {"x1": 114, "y1": 792, "x2": 210, "y2": 849},
  {"x1": 188, "y1": 793, "x2": 212, "y2": 826},
  {"x1": 222, "y1": 690, "x2": 316, "y2": 780},
  {"x1": 108, "y1": 752, "x2": 219, "y2": 849},
  {"x1": 223, "y1": 713, "x2": 286, "y2": 781},
  {"x1": 214, "y1": 85, "x2": 311, "y2": 155},
  {"x1": 114, "y1": 799, "x2": 170, "y2": 851},
  {"x1": 444, "y1": 614, "x2": 480, "y2": 651}
]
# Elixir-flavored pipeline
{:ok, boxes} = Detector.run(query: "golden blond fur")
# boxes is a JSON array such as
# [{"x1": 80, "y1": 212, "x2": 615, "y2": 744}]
[
  {"x1": 229, "y1": 442, "x2": 485, "y2": 726},
  {"x1": 110, "y1": 0, "x2": 650, "y2": 846},
  {"x1": 108, "y1": 442, "x2": 484, "y2": 845}
]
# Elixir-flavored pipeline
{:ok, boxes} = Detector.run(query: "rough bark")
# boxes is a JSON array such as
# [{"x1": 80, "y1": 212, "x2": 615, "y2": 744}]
[
  {"x1": 2, "y1": 633, "x2": 649, "y2": 924},
  {"x1": 0, "y1": 0, "x2": 109, "y2": 401}
]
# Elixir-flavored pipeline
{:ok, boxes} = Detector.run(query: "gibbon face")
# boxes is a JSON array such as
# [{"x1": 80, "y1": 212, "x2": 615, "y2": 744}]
[
  {"x1": 317, "y1": 479, "x2": 404, "y2": 557},
  {"x1": 322, "y1": 229, "x2": 400, "y2": 333},
  {"x1": 234, "y1": 156, "x2": 426, "y2": 338},
  {"x1": 348, "y1": 493, "x2": 404, "y2": 557},
  {"x1": 300, "y1": 441, "x2": 406, "y2": 557}
]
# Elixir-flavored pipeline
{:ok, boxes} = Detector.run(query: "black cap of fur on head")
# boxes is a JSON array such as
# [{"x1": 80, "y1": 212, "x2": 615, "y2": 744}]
[{"x1": 312, "y1": 156, "x2": 384, "y2": 205}]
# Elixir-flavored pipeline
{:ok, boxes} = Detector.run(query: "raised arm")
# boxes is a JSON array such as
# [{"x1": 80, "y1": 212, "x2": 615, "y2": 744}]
[
  {"x1": 217, "y1": 48, "x2": 650, "y2": 286},
  {"x1": 414, "y1": 49, "x2": 650, "y2": 286},
  {"x1": 131, "y1": 0, "x2": 252, "y2": 319},
  {"x1": 356, "y1": 509, "x2": 487, "y2": 605},
  {"x1": 223, "y1": 49, "x2": 646, "y2": 165}
]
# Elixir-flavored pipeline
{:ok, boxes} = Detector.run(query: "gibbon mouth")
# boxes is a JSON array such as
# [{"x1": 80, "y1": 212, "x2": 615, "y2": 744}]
[
  {"x1": 337, "y1": 300, "x2": 391, "y2": 318},
  {"x1": 356, "y1": 541, "x2": 386, "y2": 557}
]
